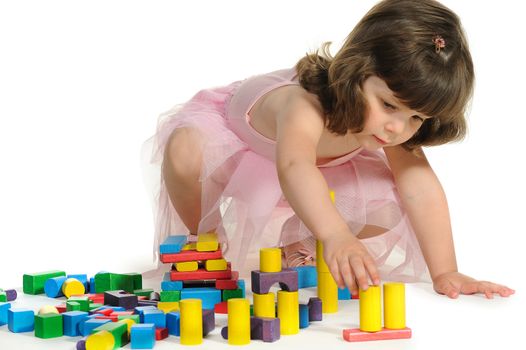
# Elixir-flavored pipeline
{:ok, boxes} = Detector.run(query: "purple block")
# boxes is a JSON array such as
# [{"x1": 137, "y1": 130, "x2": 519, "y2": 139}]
[
  {"x1": 251, "y1": 269, "x2": 298, "y2": 294},
  {"x1": 138, "y1": 300, "x2": 158, "y2": 307},
  {"x1": 76, "y1": 339, "x2": 86, "y2": 350},
  {"x1": 221, "y1": 326, "x2": 228, "y2": 339},
  {"x1": 104, "y1": 290, "x2": 138, "y2": 310},
  {"x1": 202, "y1": 309, "x2": 215, "y2": 336},
  {"x1": 250, "y1": 317, "x2": 280, "y2": 342},
  {"x1": 307, "y1": 297, "x2": 322, "y2": 322},
  {"x1": 5, "y1": 289, "x2": 17, "y2": 302}
]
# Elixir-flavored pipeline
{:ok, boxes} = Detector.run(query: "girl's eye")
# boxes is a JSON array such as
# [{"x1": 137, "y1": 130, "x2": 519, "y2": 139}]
[{"x1": 383, "y1": 101, "x2": 396, "y2": 110}]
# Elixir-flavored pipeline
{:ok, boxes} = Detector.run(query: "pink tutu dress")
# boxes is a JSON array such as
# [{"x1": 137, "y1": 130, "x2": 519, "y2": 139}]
[{"x1": 142, "y1": 68, "x2": 430, "y2": 282}]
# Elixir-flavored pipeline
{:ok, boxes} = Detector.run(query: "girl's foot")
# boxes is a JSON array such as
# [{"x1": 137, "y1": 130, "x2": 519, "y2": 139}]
[{"x1": 281, "y1": 237, "x2": 316, "y2": 267}]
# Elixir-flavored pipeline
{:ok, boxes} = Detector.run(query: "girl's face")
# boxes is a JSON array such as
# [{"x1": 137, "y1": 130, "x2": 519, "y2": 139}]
[{"x1": 354, "y1": 76, "x2": 430, "y2": 150}]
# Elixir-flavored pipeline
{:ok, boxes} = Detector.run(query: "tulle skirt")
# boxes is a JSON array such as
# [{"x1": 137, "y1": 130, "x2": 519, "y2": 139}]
[{"x1": 141, "y1": 81, "x2": 430, "y2": 282}]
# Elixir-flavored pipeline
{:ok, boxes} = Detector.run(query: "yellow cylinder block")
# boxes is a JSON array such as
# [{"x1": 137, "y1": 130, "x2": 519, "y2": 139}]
[
  {"x1": 259, "y1": 248, "x2": 282, "y2": 273},
  {"x1": 180, "y1": 299, "x2": 203, "y2": 345},
  {"x1": 316, "y1": 240, "x2": 329, "y2": 273},
  {"x1": 277, "y1": 290, "x2": 299, "y2": 335},
  {"x1": 85, "y1": 330, "x2": 115, "y2": 350},
  {"x1": 384, "y1": 282, "x2": 406, "y2": 329},
  {"x1": 317, "y1": 272, "x2": 338, "y2": 313},
  {"x1": 62, "y1": 278, "x2": 85, "y2": 298},
  {"x1": 227, "y1": 298, "x2": 251, "y2": 345},
  {"x1": 253, "y1": 292, "x2": 275, "y2": 318},
  {"x1": 359, "y1": 285, "x2": 382, "y2": 332}
]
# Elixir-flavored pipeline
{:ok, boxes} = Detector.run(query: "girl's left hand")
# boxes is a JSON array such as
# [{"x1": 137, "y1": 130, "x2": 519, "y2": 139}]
[{"x1": 433, "y1": 271, "x2": 515, "y2": 299}]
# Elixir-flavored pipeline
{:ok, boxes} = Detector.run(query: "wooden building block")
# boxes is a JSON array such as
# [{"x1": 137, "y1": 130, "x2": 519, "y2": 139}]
[
  {"x1": 23, "y1": 270, "x2": 66, "y2": 295},
  {"x1": 277, "y1": 290, "x2": 299, "y2": 335},
  {"x1": 318, "y1": 272, "x2": 338, "y2": 313},
  {"x1": 214, "y1": 301, "x2": 228, "y2": 314},
  {"x1": 227, "y1": 298, "x2": 250, "y2": 345},
  {"x1": 222, "y1": 317, "x2": 279, "y2": 343},
  {"x1": 142, "y1": 308, "x2": 166, "y2": 328},
  {"x1": 215, "y1": 271, "x2": 239, "y2": 290},
  {"x1": 0, "y1": 302, "x2": 11, "y2": 326},
  {"x1": 359, "y1": 286, "x2": 381, "y2": 332},
  {"x1": 260, "y1": 248, "x2": 282, "y2": 273},
  {"x1": 160, "y1": 235, "x2": 188, "y2": 254},
  {"x1": 222, "y1": 288, "x2": 244, "y2": 301},
  {"x1": 160, "y1": 247, "x2": 222, "y2": 263},
  {"x1": 202, "y1": 309, "x2": 215, "y2": 337},
  {"x1": 293, "y1": 266, "x2": 317, "y2": 289},
  {"x1": 175, "y1": 261, "x2": 198, "y2": 272},
  {"x1": 44, "y1": 276, "x2": 67, "y2": 298},
  {"x1": 155, "y1": 327, "x2": 169, "y2": 340},
  {"x1": 170, "y1": 266, "x2": 232, "y2": 281},
  {"x1": 104, "y1": 290, "x2": 138, "y2": 310},
  {"x1": 253, "y1": 292, "x2": 275, "y2": 318},
  {"x1": 8, "y1": 308, "x2": 35, "y2": 332},
  {"x1": 160, "y1": 290, "x2": 181, "y2": 302},
  {"x1": 205, "y1": 258, "x2": 227, "y2": 271},
  {"x1": 62, "y1": 278, "x2": 85, "y2": 298},
  {"x1": 299, "y1": 304, "x2": 309, "y2": 329},
  {"x1": 166, "y1": 311, "x2": 180, "y2": 336},
  {"x1": 307, "y1": 297, "x2": 322, "y2": 322},
  {"x1": 92, "y1": 320, "x2": 129, "y2": 348},
  {"x1": 35, "y1": 313, "x2": 63, "y2": 338},
  {"x1": 181, "y1": 287, "x2": 222, "y2": 310},
  {"x1": 86, "y1": 330, "x2": 115, "y2": 350},
  {"x1": 62, "y1": 311, "x2": 89, "y2": 336},
  {"x1": 4, "y1": 289, "x2": 17, "y2": 302},
  {"x1": 180, "y1": 299, "x2": 203, "y2": 345},
  {"x1": 196, "y1": 232, "x2": 219, "y2": 252},
  {"x1": 130, "y1": 323, "x2": 156, "y2": 349},
  {"x1": 157, "y1": 301, "x2": 179, "y2": 313},
  {"x1": 251, "y1": 268, "x2": 298, "y2": 294},
  {"x1": 342, "y1": 327, "x2": 412, "y2": 342}
]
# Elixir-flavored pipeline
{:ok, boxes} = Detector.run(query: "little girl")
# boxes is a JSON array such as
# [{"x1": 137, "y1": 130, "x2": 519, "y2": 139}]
[{"x1": 144, "y1": 0, "x2": 514, "y2": 298}]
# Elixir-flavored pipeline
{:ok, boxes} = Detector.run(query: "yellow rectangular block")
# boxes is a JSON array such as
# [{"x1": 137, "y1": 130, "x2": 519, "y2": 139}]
[
  {"x1": 196, "y1": 232, "x2": 219, "y2": 252},
  {"x1": 205, "y1": 258, "x2": 227, "y2": 271},
  {"x1": 157, "y1": 301, "x2": 180, "y2": 313},
  {"x1": 183, "y1": 242, "x2": 197, "y2": 251},
  {"x1": 175, "y1": 261, "x2": 198, "y2": 272}
]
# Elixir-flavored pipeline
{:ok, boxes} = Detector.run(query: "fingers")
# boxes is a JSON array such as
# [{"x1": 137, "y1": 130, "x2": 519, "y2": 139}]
[
  {"x1": 337, "y1": 255, "x2": 358, "y2": 293},
  {"x1": 434, "y1": 279, "x2": 460, "y2": 299}
]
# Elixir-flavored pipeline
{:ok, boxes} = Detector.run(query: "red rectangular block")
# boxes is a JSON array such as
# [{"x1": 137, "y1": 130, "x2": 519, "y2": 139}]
[
  {"x1": 170, "y1": 266, "x2": 232, "y2": 281},
  {"x1": 55, "y1": 304, "x2": 67, "y2": 313},
  {"x1": 111, "y1": 311, "x2": 134, "y2": 317},
  {"x1": 343, "y1": 327, "x2": 412, "y2": 342},
  {"x1": 215, "y1": 271, "x2": 239, "y2": 290},
  {"x1": 214, "y1": 301, "x2": 228, "y2": 314},
  {"x1": 160, "y1": 247, "x2": 223, "y2": 263},
  {"x1": 96, "y1": 315, "x2": 119, "y2": 322},
  {"x1": 155, "y1": 327, "x2": 169, "y2": 340}
]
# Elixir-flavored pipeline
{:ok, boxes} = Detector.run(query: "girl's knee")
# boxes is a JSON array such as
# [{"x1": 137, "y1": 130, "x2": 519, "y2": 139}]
[{"x1": 163, "y1": 128, "x2": 203, "y2": 179}]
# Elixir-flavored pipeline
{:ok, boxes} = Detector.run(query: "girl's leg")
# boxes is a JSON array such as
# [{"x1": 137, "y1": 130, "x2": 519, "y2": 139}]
[{"x1": 162, "y1": 128, "x2": 203, "y2": 234}]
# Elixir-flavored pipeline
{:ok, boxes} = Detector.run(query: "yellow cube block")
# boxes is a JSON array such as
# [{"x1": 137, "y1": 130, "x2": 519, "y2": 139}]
[
  {"x1": 196, "y1": 232, "x2": 219, "y2": 252},
  {"x1": 205, "y1": 258, "x2": 227, "y2": 271},
  {"x1": 175, "y1": 261, "x2": 198, "y2": 272}
]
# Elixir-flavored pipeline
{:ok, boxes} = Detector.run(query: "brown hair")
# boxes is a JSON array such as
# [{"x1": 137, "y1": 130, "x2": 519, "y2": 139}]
[{"x1": 296, "y1": 0, "x2": 474, "y2": 150}]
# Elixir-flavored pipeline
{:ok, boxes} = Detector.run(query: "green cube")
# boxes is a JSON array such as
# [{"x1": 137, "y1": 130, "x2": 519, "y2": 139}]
[
  {"x1": 222, "y1": 288, "x2": 244, "y2": 301},
  {"x1": 160, "y1": 290, "x2": 180, "y2": 302},
  {"x1": 0, "y1": 292, "x2": 6, "y2": 302},
  {"x1": 23, "y1": 270, "x2": 66, "y2": 295},
  {"x1": 94, "y1": 272, "x2": 112, "y2": 293},
  {"x1": 35, "y1": 313, "x2": 63, "y2": 339},
  {"x1": 66, "y1": 301, "x2": 81, "y2": 312},
  {"x1": 93, "y1": 320, "x2": 128, "y2": 349},
  {"x1": 68, "y1": 296, "x2": 90, "y2": 311}
]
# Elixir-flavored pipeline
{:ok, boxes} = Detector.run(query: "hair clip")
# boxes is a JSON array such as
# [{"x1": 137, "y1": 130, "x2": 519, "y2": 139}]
[{"x1": 432, "y1": 35, "x2": 446, "y2": 53}]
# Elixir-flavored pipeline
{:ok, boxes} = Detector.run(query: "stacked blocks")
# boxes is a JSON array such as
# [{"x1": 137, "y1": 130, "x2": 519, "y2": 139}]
[
  {"x1": 23, "y1": 270, "x2": 66, "y2": 295},
  {"x1": 158, "y1": 233, "x2": 244, "y2": 312},
  {"x1": 342, "y1": 283, "x2": 412, "y2": 342}
]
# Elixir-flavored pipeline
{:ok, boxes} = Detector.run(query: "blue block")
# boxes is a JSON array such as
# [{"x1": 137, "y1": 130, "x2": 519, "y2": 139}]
[
  {"x1": 44, "y1": 276, "x2": 67, "y2": 298},
  {"x1": 89, "y1": 277, "x2": 96, "y2": 294},
  {"x1": 299, "y1": 304, "x2": 310, "y2": 329},
  {"x1": 293, "y1": 266, "x2": 318, "y2": 288},
  {"x1": 161, "y1": 272, "x2": 183, "y2": 291},
  {"x1": 142, "y1": 308, "x2": 166, "y2": 328},
  {"x1": 68, "y1": 274, "x2": 89, "y2": 291},
  {"x1": 0, "y1": 302, "x2": 11, "y2": 326},
  {"x1": 237, "y1": 279, "x2": 246, "y2": 298},
  {"x1": 159, "y1": 235, "x2": 188, "y2": 254},
  {"x1": 131, "y1": 323, "x2": 156, "y2": 349},
  {"x1": 134, "y1": 306, "x2": 157, "y2": 323},
  {"x1": 180, "y1": 287, "x2": 222, "y2": 310},
  {"x1": 80, "y1": 318, "x2": 111, "y2": 336},
  {"x1": 62, "y1": 311, "x2": 89, "y2": 336},
  {"x1": 8, "y1": 308, "x2": 35, "y2": 333},
  {"x1": 166, "y1": 312, "x2": 180, "y2": 336},
  {"x1": 338, "y1": 286, "x2": 351, "y2": 300}
]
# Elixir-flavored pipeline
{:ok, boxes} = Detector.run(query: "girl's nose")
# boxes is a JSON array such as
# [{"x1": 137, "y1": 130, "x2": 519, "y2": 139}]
[{"x1": 384, "y1": 118, "x2": 405, "y2": 135}]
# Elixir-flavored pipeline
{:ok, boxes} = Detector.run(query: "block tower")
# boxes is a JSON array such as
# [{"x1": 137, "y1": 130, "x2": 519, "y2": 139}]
[
  {"x1": 342, "y1": 282, "x2": 412, "y2": 342},
  {"x1": 158, "y1": 232, "x2": 244, "y2": 312}
]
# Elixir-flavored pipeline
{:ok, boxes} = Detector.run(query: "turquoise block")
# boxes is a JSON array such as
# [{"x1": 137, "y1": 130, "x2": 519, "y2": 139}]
[
  {"x1": 338, "y1": 286, "x2": 351, "y2": 300},
  {"x1": 293, "y1": 266, "x2": 317, "y2": 288},
  {"x1": 131, "y1": 323, "x2": 156, "y2": 349},
  {"x1": 161, "y1": 272, "x2": 183, "y2": 291},
  {"x1": 237, "y1": 279, "x2": 246, "y2": 298},
  {"x1": 166, "y1": 312, "x2": 180, "y2": 336},
  {"x1": 80, "y1": 318, "x2": 111, "y2": 336},
  {"x1": 180, "y1": 287, "x2": 222, "y2": 310},
  {"x1": 0, "y1": 302, "x2": 11, "y2": 326},
  {"x1": 62, "y1": 311, "x2": 89, "y2": 336},
  {"x1": 299, "y1": 304, "x2": 310, "y2": 329},
  {"x1": 143, "y1": 309, "x2": 166, "y2": 328},
  {"x1": 8, "y1": 308, "x2": 35, "y2": 333},
  {"x1": 159, "y1": 235, "x2": 187, "y2": 254}
]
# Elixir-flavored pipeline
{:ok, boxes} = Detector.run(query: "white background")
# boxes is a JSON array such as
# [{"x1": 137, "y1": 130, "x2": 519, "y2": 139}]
[{"x1": 0, "y1": 0, "x2": 524, "y2": 348}]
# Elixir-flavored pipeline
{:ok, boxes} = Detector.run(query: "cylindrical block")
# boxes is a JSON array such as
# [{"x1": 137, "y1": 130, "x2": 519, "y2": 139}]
[
  {"x1": 62, "y1": 278, "x2": 85, "y2": 298},
  {"x1": 85, "y1": 330, "x2": 114, "y2": 350},
  {"x1": 227, "y1": 298, "x2": 250, "y2": 345},
  {"x1": 359, "y1": 286, "x2": 382, "y2": 332},
  {"x1": 253, "y1": 292, "x2": 275, "y2": 318},
  {"x1": 277, "y1": 290, "x2": 299, "y2": 335},
  {"x1": 317, "y1": 272, "x2": 338, "y2": 313},
  {"x1": 316, "y1": 240, "x2": 329, "y2": 272},
  {"x1": 44, "y1": 276, "x2": 67, "y2": 298},
  {"x1": 383, "y1": 282, "x2": 405, "y2": 329},
  {"x1": 180, "y1": 299, "x2": 203, "y2": 345},
  {"x1": 259, "y1": 248, "x2": 282, "y2": 273}
]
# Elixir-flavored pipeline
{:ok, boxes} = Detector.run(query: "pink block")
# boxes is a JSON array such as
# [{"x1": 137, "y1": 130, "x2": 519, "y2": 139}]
[{"x1": 342, "y1": 327, "x2": 412, "y2": 342}]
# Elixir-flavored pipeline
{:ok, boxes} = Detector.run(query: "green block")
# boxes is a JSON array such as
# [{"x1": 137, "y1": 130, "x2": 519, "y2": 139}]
[
  {"x1": 89, "y1": 303, "x2": 103, "y2": 311},
  {"x1": 23, "y1": 270, "x2": 66, "y2": 295},
  {"x1": 93, "y1": 320, "x2": 128, "y2": 349},
  {"x1": 123, "y1": 273, "x2": 142, "y2": 290},
  {"x1": 35, "y1": 313, "x2": 63, "y2": 339},
  {"x1": 68, "y1": 296, "x2": 90, "y2": 311},
  {"x1": 117, "y1": 314, "x2": 140, "y2": 323},
  {"x1": 94, "y1": 272, "x2": 112, "y2": 293},
  {"x1": 110, "y1": 274, "x2": 134, "y2": 293},
  {"x1": 0, "y1": 292, "x2": 6, "y2": 302},
  {"x1": 222, "y1": 288, "x2": 244, "y2": 301},
  {"x1": 250, "y1": 304, "x2": 254, "y2": 316},
  {"x1": 66, "y1": 301, "x2": 81, "y2": 311},
  {"x1": 160, "y1": 290, "x2": 181, "y2": 302},
  {"x1": 133, "y1": 288, "x2": 153, "y2": 297}
]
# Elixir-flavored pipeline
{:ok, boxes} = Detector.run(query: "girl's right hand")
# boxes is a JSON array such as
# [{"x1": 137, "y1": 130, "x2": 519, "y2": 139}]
[{"x1": 322, "y1": 231, "x2": 380, "y2": 294}]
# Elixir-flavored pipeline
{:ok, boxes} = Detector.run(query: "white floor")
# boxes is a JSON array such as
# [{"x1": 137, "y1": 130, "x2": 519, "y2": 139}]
[{"x1": 0, "y1": 271, "x2": 523, "y2": 350}]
